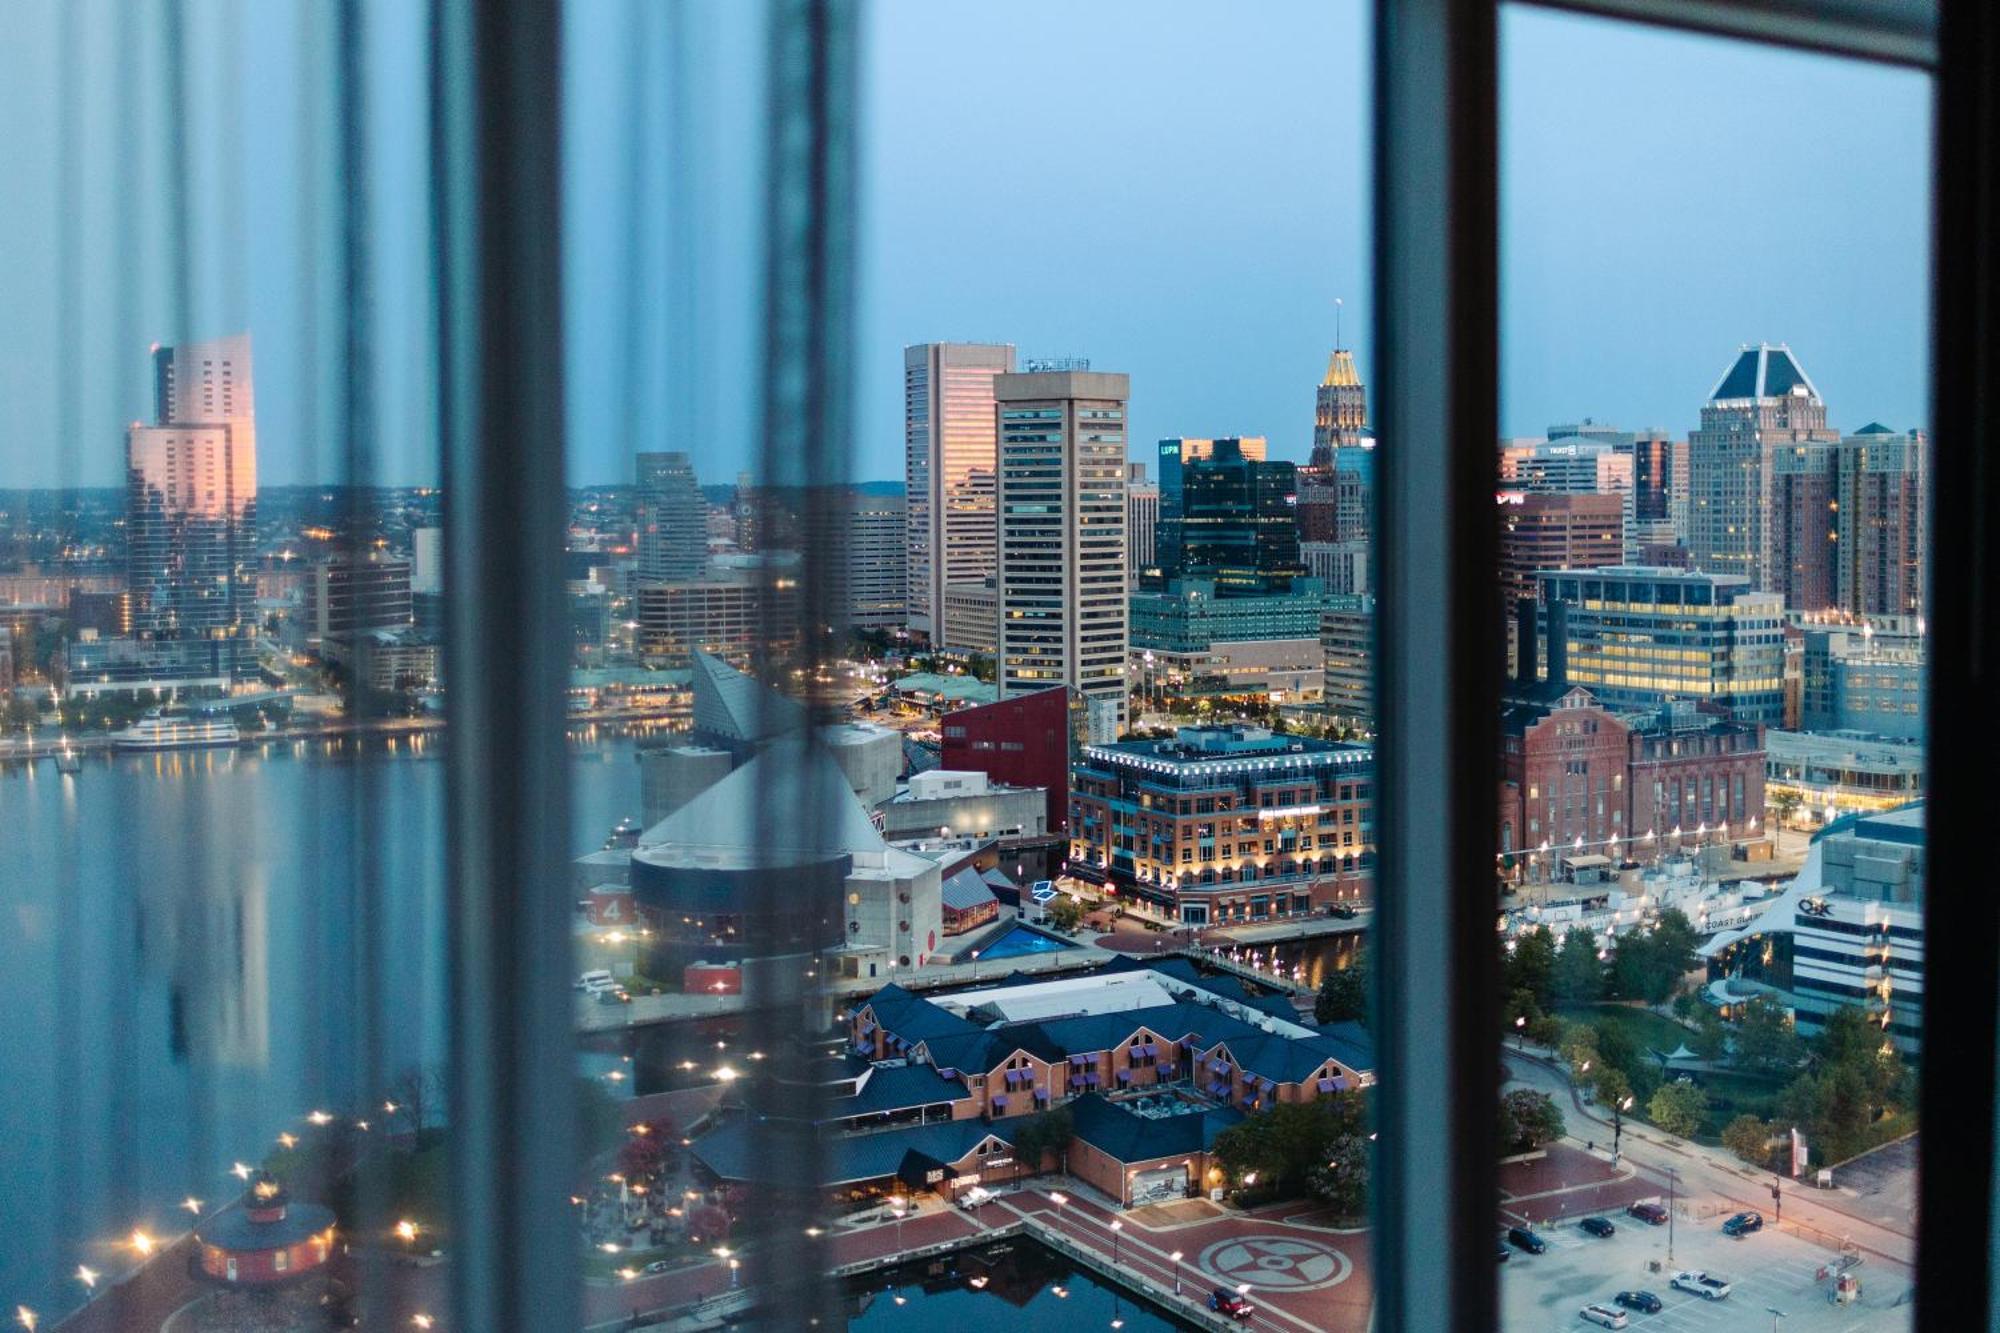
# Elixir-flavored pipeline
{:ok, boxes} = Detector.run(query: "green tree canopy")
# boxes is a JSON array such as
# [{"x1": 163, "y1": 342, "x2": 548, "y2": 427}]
[
  {"x1": 1721, "y1": 1114, "x2": 1775, "y2": 1167},
  {"x1": 1552, "y1": 926, "x2": 1605, "y2": 1004},
  {"x1": 1499, "y1": 1089, "x2": 1565, "y2": 1154},
  {"x1": 1315, "y1": 945, "x2": 1369, "y2": 1026},
  {"x1": 1306, "y1": 1129, "x2": 1370, "y2": 1218},
  {"x1": 1731, "y1": 995, "x2": 1804, "y2": 1076},
  {"x1": 1648, "y1": 1080, "x2": 1708, "y2": 1138},
  {"x1": 1690, "y1": 1005, "x2": 1728, "y2": 1062},
  {"x1": 1507, "y1": 926, "x2": 1558, "y2": 1012},
  {"x1": 1211, "y1": 1094, "x2": 1367, "y2": 1199}
]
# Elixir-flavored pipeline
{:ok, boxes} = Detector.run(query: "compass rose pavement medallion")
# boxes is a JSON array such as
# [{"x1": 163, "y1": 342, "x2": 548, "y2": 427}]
[{"x1": 1197, "y1": 1235, "x2": 1354, "y2": 1292}]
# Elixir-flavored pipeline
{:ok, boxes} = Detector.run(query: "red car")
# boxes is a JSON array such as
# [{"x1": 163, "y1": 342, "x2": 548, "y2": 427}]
[
  {"x1": 1626, "y1": 1202, "x2": 1669, "y2": 1226},
  {"x1": 1208, "y1": 1288, "x2": 1254, "y2": 1321}
]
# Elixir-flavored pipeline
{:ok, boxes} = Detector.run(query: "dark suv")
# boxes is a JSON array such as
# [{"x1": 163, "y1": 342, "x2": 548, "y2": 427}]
[
  {"x1": 1579, "y1": 1216, "x2": 1616, "y2": 1238},
  {"x1": 1614, "y1": 1290, "x2": 1663, "y2": 1314},
  {"x1": 1722, "y1": 1211, "x2": 1764, "y2": 1238},
  {"x1": 1506, "y1": 1225, "x2": 1548, "y2": 1254}
]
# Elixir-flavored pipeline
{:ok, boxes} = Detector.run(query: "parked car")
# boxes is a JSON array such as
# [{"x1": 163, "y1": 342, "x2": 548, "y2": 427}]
[
  {"x1": 642, "y1": 1259, "x2": 673, "y2": 1275},
  {"x1": 1670, "y1": 1271, "x2": 1733, "y2": 1301},
  {"x1": 957, "y1": 1186, "x2": 996, "y2": 1210},
  {"x1": 1329, "y1": 903, "x2": 1359, "y2": 919},
  {"x1": 1626, "y1": 1201, "x2": 1669, "y2": 1226},
  {"x1": 1579, "y1": 1305, "x2": 1630, "y2": 1329},
  {"x1": 1613, "y1": 1290, "x2": 1663, "y2": 1314},
  {"x1": 1496, "y1": 1241, "x2": 1511, "y2": 1263},
  {"x1": 1579, "y1": 1216, "x2": 1616, "y2": 1238},
  {"x1": 1722, "y1": 1210, "x2": 1764, "y2": 1238},
  {"x1": 1507, "y1": 1226, "x2": 1548, "y2": 1254},
  {"x1": 1208, "y1": 1288, "x2": 1254, "y2": 1321}
]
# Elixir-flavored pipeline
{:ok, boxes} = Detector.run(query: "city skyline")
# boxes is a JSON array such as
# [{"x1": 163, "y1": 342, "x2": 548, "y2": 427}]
[{"x1": 0, "y1": 2, "x2": 1930, "y2": 489}]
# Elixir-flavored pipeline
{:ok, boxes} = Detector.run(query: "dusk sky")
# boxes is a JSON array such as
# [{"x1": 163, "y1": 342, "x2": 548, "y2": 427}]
[{"x1": 0, "y1": 1, "x2": 1930, "y2": 490}]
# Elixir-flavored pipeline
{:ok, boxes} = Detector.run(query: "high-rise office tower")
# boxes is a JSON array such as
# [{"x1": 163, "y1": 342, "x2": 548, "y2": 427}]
[
  {"x1": 995, "y1": 368, "x2": 1129, "y2": 742},
  {"x1": 153, "y1": 332, "x2": 256, "y2": 460},
  {"x1": 835, "y1": 491, "x2": 909, "y2": 630},
  {"x1": 1126, "y1": 462, "x2": 1159, "y2": 588},
  {"x1": 1688, "y1": 343, "x2": 1839, "y2": 591},
  {"x1": 635, "y1": 452, "x2": 706, "y2": 581},
  {"x1": 1159, "y1": 438, "x2": 1302, "y2": 596},
  {"x1": 126, "y1": 335, "x2": 259, "y2": 669},
  {"x1": 1834, "y1": 424, "x2": 1926, "y2": 617},
  {"x1": 1152, "y1": 436, "x2": 1271, "y2": 584},
  {"x1": 1758, "y1": 423, "x2": 1927, "y2": 617},
  {"x1": 1496, "y1": 490, "x2": 1625, "y2": 619},
  {"x1": 904, "y1": 342, "x2": 1016, "y2": 644},
  {"x1": 1311, "y1": 347, "x2": 1369, "y2": 471}
]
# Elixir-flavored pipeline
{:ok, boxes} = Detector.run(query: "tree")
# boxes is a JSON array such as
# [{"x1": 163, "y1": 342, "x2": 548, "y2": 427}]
[
  {"x1": 1690, "y1": 1006, "x2": 1728, "y2": 1062},
  {"x1": 1721, "y1": 1114, "x2": 1775, "y2": 1168},
  {"x1": 387, "y1": 1065, "x2": 443, "y2": 1144},
  {"x1": 1592, "y1": 1020, "x2": 1641, "y2": 1083},
  {"x1": 1648, "y1": 1080, "x2": 1708, "y2": 1138},
  {"x1": 1047, "y1": 896, "x2": 1087, "y2": 933},
  {"x1": 1306, "y1": 1129, "x2": 1370, "y2": 1218},
  {"x1": 1502, "y1": 987, "x2": 1543, "y2": 1035},
  {"x1": 1316, "y1": 945, "x2": 1369, "y2": 1026},
  {"x1": 1499, "y1": 1089, "x2": 1565, "y2": 1154},
  {"x1": 1770, "y1": 789, "x2": 1802, "y2": 829},
  {"x1": 618, "y1": 1132, "x2": 667, "y2": 1179},
  {"x1": 1211, "y1": 1094, "x2": 1365, "y2": 1199},
  {"x1": 1559, "y1": 1023, "x2": 1600, "y2": 1082},
  {"x1": 1591, "y1": 1066, "x2": 1632, "y2": 1113},
  {"x1": 1552, "y1": 927, "x2": 1605, "y2": 1005},
  {"x1": 1731, "y1": 996, "x2": 1804, "y2": 1076},
  {"x1": 1009, "y1": 1106, "x2": 1074, "y2": 1174},
  {"x1": 1506, "y1": 926, "x2": 1558, "y2": 1012}
]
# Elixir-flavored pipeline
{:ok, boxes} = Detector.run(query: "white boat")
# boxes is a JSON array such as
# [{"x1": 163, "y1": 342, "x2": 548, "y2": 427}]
[{"x1": 114, "y1": 709, "x2": 241, "y2": 751}]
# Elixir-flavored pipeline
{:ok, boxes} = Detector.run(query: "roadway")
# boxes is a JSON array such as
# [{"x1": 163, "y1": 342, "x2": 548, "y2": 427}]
[{"x1": 1504, "y1": 1046, "x2": 1915, "y2": 1276}]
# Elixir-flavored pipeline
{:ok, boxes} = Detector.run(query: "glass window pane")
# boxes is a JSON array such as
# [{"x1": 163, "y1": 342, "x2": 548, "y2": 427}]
[{"x1": 1498, "y1": 9, "x2": 1928, "y2": 1328}]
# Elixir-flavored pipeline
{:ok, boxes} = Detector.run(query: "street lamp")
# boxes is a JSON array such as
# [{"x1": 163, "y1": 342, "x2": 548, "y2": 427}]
[
  {"x1": 888, "y1": 1195, "x2": 908, "y2": 1253},
  {"x1": 1765, "y1": 1307, "x2": 1786, "y2": 1333},
  {"x1": 1169, "y1": 1249, "x2": 1185, "y2": 1296},
  {"x1": 1109, "y1": 1219, "x2": 1123, "y2": 1267},
  {"x1": 1612, "y1": 1095, "x2": 1633, "y2": 1164},
  {"x1": 1667, "y1": 1166, "x2": 1677, "y2": 1266}
]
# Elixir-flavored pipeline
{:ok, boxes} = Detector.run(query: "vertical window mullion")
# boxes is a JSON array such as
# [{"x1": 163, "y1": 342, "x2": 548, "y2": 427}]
[
  {"x1": 1919, "y1": 0, "x2": 1997, "y2": 1324},
  {"x1": 1371, "y1": 1, "x2": 1502, "y2": 1329}
]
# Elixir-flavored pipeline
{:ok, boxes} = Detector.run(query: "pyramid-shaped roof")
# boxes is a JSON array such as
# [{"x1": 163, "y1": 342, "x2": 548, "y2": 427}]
[
  {"x1": 690, "y1": 650, "x2": 809, "y2": 745},
  {"x1": 635, "y1": 740, "x2": 882, "y2": 868},
  {"x1": 1852, "y1": 421, "x2": 1896, "y2": 436},
  {"x1": 1321, "y1": 347, "x2": 1362, "y2": 388},
  {"x1": 1708, "y1": 343, "x2": 1821, "y2": 404}
]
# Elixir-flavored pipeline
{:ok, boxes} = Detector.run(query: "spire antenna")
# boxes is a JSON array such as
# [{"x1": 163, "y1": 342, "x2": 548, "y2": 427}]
[{"x1": 1335, "y1": 296, "x2": 1344, "y2": 350}]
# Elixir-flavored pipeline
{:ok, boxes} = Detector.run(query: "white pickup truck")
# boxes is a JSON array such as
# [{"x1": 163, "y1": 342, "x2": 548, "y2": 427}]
[{"x1": 1670, "y1": 1271, "x2": 1733, "y2": 1301}]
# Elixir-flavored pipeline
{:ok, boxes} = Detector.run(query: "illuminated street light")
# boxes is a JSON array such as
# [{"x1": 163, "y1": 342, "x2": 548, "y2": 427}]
[
  {"x1": 130, "y1": 1230, "x2": 156, "y2": 1258},
  {"x1": 75, "y1": 1267, "x2": 99, "y2": 1290},
  {"x1": 182, "y1": 1197, "x2": 203, "y2": 1215}
]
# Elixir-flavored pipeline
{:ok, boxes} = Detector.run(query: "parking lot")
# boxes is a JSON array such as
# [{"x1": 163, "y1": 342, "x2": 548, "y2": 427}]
[{"x1": 1500, "y1": 1205, "x2": 1914, "y2": 1331}]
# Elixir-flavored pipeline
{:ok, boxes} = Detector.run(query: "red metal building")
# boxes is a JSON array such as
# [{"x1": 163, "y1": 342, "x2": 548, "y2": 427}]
[{"x1": 939, "y1": 685, "x2": 1070, "y2": 833}]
